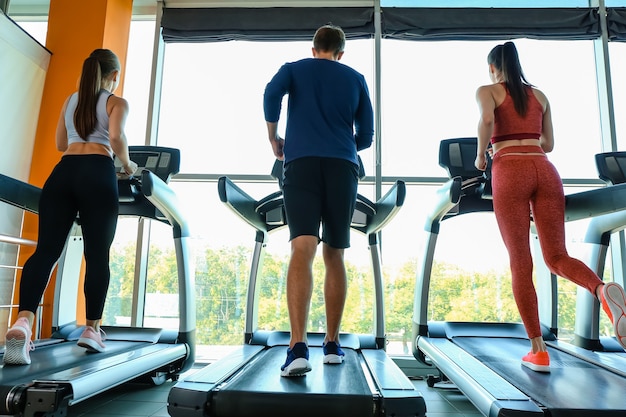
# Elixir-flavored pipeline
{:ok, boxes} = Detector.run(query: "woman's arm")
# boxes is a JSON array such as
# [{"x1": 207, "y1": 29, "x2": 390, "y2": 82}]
[
  {"x1": 475, "y1": 85, "x2": 496, "y2": 171},
  {"x1": 108, "y1": 95, "x2": 137, "y2": 175},
  {"x1": 535, "y1": 89, "x2": 554, "y2": 153}
]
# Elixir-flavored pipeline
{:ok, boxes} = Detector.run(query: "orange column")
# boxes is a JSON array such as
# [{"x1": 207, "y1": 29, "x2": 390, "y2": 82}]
[{"x1": 15, "y1": 0, "x2": 132, "y2": 337}]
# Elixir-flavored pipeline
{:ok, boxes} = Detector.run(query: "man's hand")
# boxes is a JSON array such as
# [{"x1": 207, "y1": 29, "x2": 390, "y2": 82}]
[{"x1": 271, "y1": 135, "x2": 285, "y2": 160}]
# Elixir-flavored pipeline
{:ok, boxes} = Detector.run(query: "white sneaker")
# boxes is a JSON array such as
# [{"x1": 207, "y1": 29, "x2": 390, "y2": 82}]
[
  {"x1": 3, "y1": 317, "x2": 34, "y2": 365},
  {"x1": 77, "y1": 326, "x2": 107, "y2": 353}
]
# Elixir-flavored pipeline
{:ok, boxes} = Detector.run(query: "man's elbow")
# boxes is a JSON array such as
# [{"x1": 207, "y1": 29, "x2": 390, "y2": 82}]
[{"x1": 356, "y1": 136, "x2": 373, "y2": 151}]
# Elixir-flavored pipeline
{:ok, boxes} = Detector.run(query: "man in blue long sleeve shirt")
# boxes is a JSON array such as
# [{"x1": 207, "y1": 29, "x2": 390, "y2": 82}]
[{"x1": 263, "y1": 24, "x2": 374, "y2": 377}]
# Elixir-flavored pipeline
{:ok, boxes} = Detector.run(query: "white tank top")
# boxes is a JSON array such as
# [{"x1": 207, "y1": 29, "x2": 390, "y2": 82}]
[{"x1": 65, "y1": 90, "x2": 112, "y2": 147}]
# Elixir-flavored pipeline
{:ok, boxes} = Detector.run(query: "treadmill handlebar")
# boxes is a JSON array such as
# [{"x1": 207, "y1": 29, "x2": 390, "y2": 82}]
[
  {"x1": 364, "y1": 180, "x2": 406, "y2": 235},
  {"x1": 585, "y1": 210, "x2": 626, "y2": 245},
  {"x1": 141, "y1": 170, "x2": 190, "y2": 238},
  {"x1": 426, "y1": 172, "x2": 626, "y2": 229},
  {"x1": 0, "y1": 172, "x2": 41, "y2": 214},
  {"x1": 424, "y1": 177, "x2": 462, "y2": 234},
  {"x1": 564, "y1": 182, "x2": 626, "y2": 222},
  {"x1": 219, "y1": 175, "x2": 406, "y2": 237},
  {"x1": 218, "y1": 176, "x2": 268, "y2": 234}
]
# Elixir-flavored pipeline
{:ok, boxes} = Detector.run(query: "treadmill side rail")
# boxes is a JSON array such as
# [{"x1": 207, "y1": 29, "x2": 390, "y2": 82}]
[
  {"x1": 361, "y1": 349, "x2": 427, "y2": 417},
  {"x1": 168, "y1": 345, "x2": 265, "y2": 417},
  {"x1": 417, "y1": 338, "x2": 543, "y2": 417}
]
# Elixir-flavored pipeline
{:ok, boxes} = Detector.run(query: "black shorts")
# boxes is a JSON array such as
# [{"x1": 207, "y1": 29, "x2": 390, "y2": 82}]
[{"x1": 282, "y1": 157, "x2": 359, "y2": 249}]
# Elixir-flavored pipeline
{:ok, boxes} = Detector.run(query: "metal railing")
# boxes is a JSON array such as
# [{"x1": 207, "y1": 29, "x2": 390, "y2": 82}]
[{"x1": 0, "y1": 231, "x2": 39, "y2": 343}]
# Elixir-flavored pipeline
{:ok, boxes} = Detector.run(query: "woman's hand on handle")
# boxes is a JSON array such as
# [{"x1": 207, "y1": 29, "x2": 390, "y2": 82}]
[
  {"x1": 123, "y1": 160, "x2": 139, "y2": 176},
  {"x1": 475, "y1": 153, "x2": 487, "y2": 171}
]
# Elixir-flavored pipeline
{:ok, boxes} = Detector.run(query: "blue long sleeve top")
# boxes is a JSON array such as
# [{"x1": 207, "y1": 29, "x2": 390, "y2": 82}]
[{"x1": 264, "y1": 58, "x2": 374, "y2": 166}]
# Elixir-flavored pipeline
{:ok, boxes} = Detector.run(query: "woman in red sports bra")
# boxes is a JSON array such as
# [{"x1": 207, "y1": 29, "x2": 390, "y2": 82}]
[{"x1": 474, "y1": 41, "x2": 626, "y2": 372}]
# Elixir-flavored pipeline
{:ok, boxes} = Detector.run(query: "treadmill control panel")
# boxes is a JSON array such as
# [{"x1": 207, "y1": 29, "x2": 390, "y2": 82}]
[
  {"x1": 115, "y1": 146, "x2": 181, "y2": 220},
  {"x1": 114, "y1": 146, "x2": 180, "y2": 184}
]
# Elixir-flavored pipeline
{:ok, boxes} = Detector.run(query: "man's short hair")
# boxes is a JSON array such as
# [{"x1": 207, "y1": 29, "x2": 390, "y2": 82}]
[{"x1": 313, "y1": 24, "x2": 346, "y2": 57}]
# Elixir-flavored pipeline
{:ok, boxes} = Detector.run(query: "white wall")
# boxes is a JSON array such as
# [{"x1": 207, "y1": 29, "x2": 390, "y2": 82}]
[{"x1": 0, "y1": 9, "x2": 49, "y2": 331}]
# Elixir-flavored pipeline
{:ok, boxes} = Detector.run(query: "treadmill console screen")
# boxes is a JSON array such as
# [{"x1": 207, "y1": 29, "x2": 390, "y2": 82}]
[{"x1": 114, "y1": 146, "x2": 180, "y2": 184}]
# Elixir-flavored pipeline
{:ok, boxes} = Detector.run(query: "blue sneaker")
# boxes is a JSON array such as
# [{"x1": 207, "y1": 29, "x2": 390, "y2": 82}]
[
  {"x1": 323, "y1": 341, "x2": 345, "y2": 364},
  {"x1": 280, "y1": 342, "x2": 311, "y2": 377}
]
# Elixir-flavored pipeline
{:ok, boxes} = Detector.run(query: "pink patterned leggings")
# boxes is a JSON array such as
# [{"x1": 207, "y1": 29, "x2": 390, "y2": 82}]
[{"x1": 491, "y1": 145, "x2": 603, "y2": 339}]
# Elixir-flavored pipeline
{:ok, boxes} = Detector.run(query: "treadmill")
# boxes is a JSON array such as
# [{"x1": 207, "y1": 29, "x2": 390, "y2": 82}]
[
  {"x1": 167, "y1": 160, "x2": 426, "y2": 417},
  {"x1": 413, "y1": 138, "x2": 626, "y2": 417},
  {"x1": 0, "y1": 146, "x2": 195, "y2": 417},
  {"x1": 572, "y1": 151, "x2": 626, "y2": 351},
  {"x1": 529, "y1": 151, "x2": 626, "y2": 373}
]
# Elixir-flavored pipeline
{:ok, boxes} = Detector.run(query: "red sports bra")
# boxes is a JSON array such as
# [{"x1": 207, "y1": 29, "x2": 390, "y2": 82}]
[{"x1": 491, "y1": 86, "x2": 543, "y2": 144}]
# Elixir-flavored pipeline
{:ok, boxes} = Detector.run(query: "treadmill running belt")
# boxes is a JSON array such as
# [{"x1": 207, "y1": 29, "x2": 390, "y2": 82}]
[
  {"x1": 453, "y1": 337, "x2": 626, "y2": 417},
  {"x1": 209, "y1": 345, "x2": 374, "y2": 417}
]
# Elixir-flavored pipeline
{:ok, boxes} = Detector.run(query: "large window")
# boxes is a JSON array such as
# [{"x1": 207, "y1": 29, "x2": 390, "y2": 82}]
[
  {"x1": 124, "y1": 19, "x2": 156, "y2": 146},
  {"x1": 381, "y1": 39, "x2": 601, "y2": 179},
  {"x1": 156, "y1": 38, "x2": 389, "y2": 350},
  {"x1": 154, "y1": 33, "x2": 613, "y2": 355},
  {"x1": 158, "y1": 39, "x2": 375, "y2": 175},
  {"x1": 609, "y1": 42, "x2": 626, "y2": 149}
]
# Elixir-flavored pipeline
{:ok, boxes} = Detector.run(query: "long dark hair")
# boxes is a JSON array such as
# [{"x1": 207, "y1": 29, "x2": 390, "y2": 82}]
[
  {"x1": 74, "y1": 49, "x2": 120, "y2": 139},
  {"x1": 487, "y1": 42, "x2": 533, "y2": 116}
]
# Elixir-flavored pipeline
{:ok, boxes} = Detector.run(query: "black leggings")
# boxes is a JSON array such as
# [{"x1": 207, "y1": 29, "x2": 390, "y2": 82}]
[{"x1": 19, "y1": 155, "x2": 119, "y2": 320}]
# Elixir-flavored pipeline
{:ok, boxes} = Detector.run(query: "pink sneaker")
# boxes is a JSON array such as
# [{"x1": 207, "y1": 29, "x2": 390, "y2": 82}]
[
  {"x1": 3, "y1": 317, "x2": 35, "y2": 365},
  {"x1": 521, "y1": 351, "x2": 550, "y2": 373},
  {"x1": 600, "y1": 282, "x2": 626, "y2": 349},
  {"x1": 77, "y1": 326, "x2": 106, "y2": 353}
]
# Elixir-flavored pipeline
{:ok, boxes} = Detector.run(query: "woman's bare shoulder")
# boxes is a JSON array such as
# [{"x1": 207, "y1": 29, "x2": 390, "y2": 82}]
[
  {"x1": 107, "y1": 94, "x2": 129, "y2": 114},
  {"x1": 530, "y1": 87, "x2": 549, "y2": 107}
]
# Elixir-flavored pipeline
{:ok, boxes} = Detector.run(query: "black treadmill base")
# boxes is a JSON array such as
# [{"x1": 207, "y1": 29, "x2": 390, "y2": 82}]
[
  {"x1": 210, "y1": 346, "x2": 376, "y2": 417},
  {"x1": 453, "y1": 337, "x2": 626, "y2": 416},
  {"x1": 169, "y1": 344, "x2": 426, "y2": 417}
]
